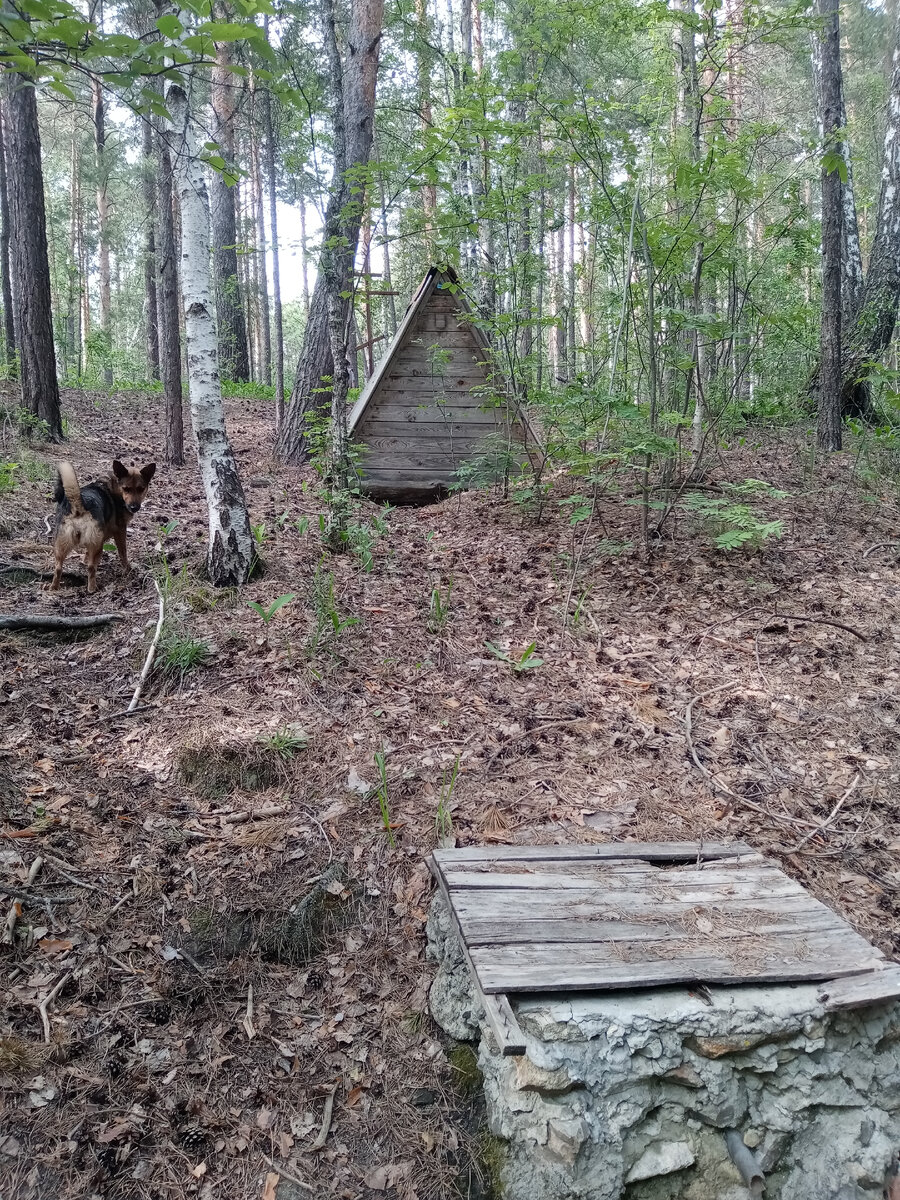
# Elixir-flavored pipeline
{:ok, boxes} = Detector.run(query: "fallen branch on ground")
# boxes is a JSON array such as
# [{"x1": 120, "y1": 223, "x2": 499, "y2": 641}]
[
  {"x1": 127, "y1": 579, "x2": 165, "y2": 713},
  {"x1": 0, "y1": 613, "x2": 123, "y2": 631},
  {"x1": 312, "y1": 1083, "x2": 338, "y2": 1149},
  {"x1": 2, "y1": 856, "x2": 42, "y2": 945},
  {"x1": 783, "y1": 773, "x2": 861, "y2": 855},
  {"x1": 862, "y1": 542, "x2": 900, "y2": 559},
  {"x1": 766, "y1": 612, "x2": 868, "y2": 642},
  {"x1": 38, "y1": 971, "x2": 72, "y2": 1042}
]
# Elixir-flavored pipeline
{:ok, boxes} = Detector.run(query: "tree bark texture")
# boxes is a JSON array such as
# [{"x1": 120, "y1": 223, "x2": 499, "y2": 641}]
[
  {"x1": 142, "y1": 118, "x2": 160, "y2": 381},
  {"x1": 817, "y1": 0, "x2": 843, "y2": 451},
  {"x1": 0, "y1": 100, "x2": 16, "y2": 370},
  {"x1": 4, "y1": 77, "x2": 61, "y2": 437},
  {"x1": 262, "y1": 27, "x2": 285, "y2": 430},
  {"x1": 249, "y1": 82, "x2": 271, "y2": 386},
  {"x1": 210, "y1": 6, "x2": 250, "y2": 383},
  {"x1": 91, "y1": 74, "x2": 112, "y2": 385},
  {"x1": 275, "y1": 0, "x2": 386, "y2": 464},
  {"x1": 839, "y1": 15, "x2": 900, "y2": 417},
  {"x1": 168, "y1": 79, "x2": 252, "y2": 584},
  {"x1": 156, "y1": 123, "x2": 184, "y2": 467}
]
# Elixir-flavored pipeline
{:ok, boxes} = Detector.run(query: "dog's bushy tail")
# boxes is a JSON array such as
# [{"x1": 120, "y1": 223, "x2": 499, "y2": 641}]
[{"x1": 55, "y1": 462, "x2": 84, "y2": 515}]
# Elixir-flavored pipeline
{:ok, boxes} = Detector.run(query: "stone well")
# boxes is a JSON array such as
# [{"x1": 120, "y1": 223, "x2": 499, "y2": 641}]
[{"x1": 427, "y1": 892, "x2": 900, "y2": 1200}]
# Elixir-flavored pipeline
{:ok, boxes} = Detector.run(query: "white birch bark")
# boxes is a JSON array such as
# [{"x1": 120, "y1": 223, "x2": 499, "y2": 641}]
[{"x1": 166, "y1": 78, "x2": 253, "y2": 587}]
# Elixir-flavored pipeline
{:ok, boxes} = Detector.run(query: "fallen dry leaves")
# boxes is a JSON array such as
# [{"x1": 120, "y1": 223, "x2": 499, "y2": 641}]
[{"x1": 0, "y1": 389, "x2": 899, "y2": 1198}]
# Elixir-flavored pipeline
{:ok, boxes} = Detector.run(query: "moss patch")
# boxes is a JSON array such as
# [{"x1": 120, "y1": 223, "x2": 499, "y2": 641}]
[
  {"x1": 175, "y1": 727, "x2": 292, "y2": 798},
  {"x1": 448, "y1": 1042, "x2": 483, "y2": 1098}
]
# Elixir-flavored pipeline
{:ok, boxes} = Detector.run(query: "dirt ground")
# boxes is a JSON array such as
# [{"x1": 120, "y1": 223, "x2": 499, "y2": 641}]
[{"x1": 1, "y1": 386, "x2": 899, "y2": 1200}]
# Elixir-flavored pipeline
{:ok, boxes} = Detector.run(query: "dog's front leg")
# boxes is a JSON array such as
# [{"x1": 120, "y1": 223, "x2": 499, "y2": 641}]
[{"x1": 113, "y1": 529, "x2": 130, "y2": 573}]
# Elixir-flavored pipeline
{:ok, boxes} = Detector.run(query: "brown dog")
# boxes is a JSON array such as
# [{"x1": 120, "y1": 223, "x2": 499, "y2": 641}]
[{"x1": 50, "y1": 460, "x2": 156, "y2": 593}]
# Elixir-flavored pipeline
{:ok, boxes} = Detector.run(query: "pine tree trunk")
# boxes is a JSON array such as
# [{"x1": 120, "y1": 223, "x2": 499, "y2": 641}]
[
  {"x1": 817, "y1": 0, "x2": 843, "y2": 451},
  {"x1": 275, "y1": 0, "x2": 386, "y2": 465},
  {"x1": 415, "y1": 0, "x2": 437, "y2": 236},
  {"x1": 4, "y1": 76, "x2": 61, "y2": 437},
  {"x1": 168, "y1": 78, "x2": 252, "y2": 585},
  {"x1": 839, "y1": 13, "x2": 900, "y2": 417},
  {"x1": 210, "y1": 5, "x2": 250, "y2": 382},
  {"x1": 142, "y1": 118, "x2": 160, "y2": 381},
  {"x1": 262, "y1": 28, "x2": 285, "y2": 430},
  {"x1": 249, "y1": 90, "x2": 271, "y2": 387},
  {"x1": 65, "y1": 121, "x2": 79, "y2": 376},
  {"x1": 157, "y1": 122, "x2": 184, "y2": 467},
  {"x1": 91, "y1": 74, "x2": 112, "y2": 385},
  {"x1": 374, "y1": 135, "x2": 397, "y2": 335},
  {"x1": 0, "y1": 100, "x2": 15, "y2": 372}
]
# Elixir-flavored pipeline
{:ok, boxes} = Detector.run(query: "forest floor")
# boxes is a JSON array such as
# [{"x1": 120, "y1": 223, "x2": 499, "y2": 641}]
[{"x1": 1, "y1": 385, "x2": 899, "y2": 1200}]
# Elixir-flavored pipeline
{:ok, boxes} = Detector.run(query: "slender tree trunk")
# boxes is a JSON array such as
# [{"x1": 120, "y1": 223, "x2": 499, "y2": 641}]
[
  {"x1": 262, "y1": 24, "x2": 285, "y2": 430},
  {"x1": 0, "y1": 101, "x2": 15, "y2": 372},
  {"x1": 142, "y1": 117, "x2": 160, "y2": 381},
  {"x1": 839, "y1": 11, "x2": 900, "y2": 417},
  {"x1": 374, "y1": 135, "x2": 397, "y2": 335},
  {"x1": 210, "y1": 4, "x2": 250, "y2": 382},
  {"x1": 65, "y1": 121, "x2": 79, "y2": 376},
  {"x1": 415, "y1": 0, "x2": 437, "y2": 236},
  {"x1": 168, "y1": 78, "x2": 252, "y2": 584},
  {"x1": 91, "y1": 74, "x2": 112, "y2": 385},
  {"x1": 276, "y1": 0, "x2": 386, "y2": 464},
  {"x1": 4, "y1": 76, "x2": 61, "y2": 436},
  {"x1": 299, "y1": 193, "x2": 310, "y2": 314},
  {"x1": 817, "y1": 0, "x2": 843, "y2": 451},
  {"x1": 249, "y1": 84, "x2": 271, "y2": 387},
  {"x1": 157, "y1": 121, "x2": 184, "y2": 467}
]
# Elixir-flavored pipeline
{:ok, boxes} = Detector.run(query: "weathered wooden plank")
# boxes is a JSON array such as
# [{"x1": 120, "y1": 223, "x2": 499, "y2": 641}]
[
  {"x1": 367, "y1": 391, "x2": 503, "y2": 410},
  {"x1": 818, "y1": 966, "x2": 900, "y2": 1011},
  {"x1": 354, "y1": 421, "x2": 490, "y2": 438},
  {"x1": 438, "y1": 865, "x2": 805, "y2": 894},
  {"x1": 426, "y1": 855, "x2": 527, "y2": 1055},
  {"x1": 459, "y1": 909, "x2": 846, "y2": 947},
  {"x1": 432, "y1": 843, "x2": 754, "y2": 865},
  {"x1": 356, "y1": 450, "x2": 481, "y2": 470},
  {"x1": 452, "y1": 888, "x2": 842, "y2": 929},
  {"x1": 357, "y1": 434, "x2": 493, "y2": 451},
  {"x1": 392, "y1": 349, "x2": 486, "y2": 369},
  {"x1": 471, "y1": 931, "x2": 884, "y2": 994}
]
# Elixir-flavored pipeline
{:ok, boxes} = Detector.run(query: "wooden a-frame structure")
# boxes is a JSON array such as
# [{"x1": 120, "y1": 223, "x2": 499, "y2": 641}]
[{"x1": 347, "y1": 266, "x2": 539, "y2": 503}]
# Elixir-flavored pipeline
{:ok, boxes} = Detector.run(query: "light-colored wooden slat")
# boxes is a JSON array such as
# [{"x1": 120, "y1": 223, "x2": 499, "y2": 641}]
[
  {"x1": 453, "y1": 891, "x2": 843, "y2": 939},
  {"x1": 366, "y1": 392, "x2": 502, "y2": 410},
  {"x1": 354, "y1": 421, "x2": 490, "y2": 438},
  {"x1": 357, "y1": 434, "x2": 491, "y2": 450},
  {"x1": 818, "y1": 966, "x2": 900, "y2": 1011},
  {"x1": 459, "y1": 909, "x2": 846, "y2": 947},
  {"x1": 438, "y1": 866, "x2": 804, "y2": 895},
  {"x1": 355, "y1": 449, "x2": 485, "y2": 470},
  {"x1": 438, "y1": 858, "x2": 766, "y2": 882},
  {"x1": 432, "y1": 843, "x2": 754, "y2": 865},
  {"x1": 426, "y1": 856, "x2": 526, "y2": 1055},
  {"x1": 471, "y1": 932, "x2": 884, "y2": 994}
]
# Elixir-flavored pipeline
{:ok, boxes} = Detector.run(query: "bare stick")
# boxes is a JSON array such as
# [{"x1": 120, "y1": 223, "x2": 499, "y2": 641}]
[
  {"x1": 0, "y1": 613, "x2": 122, "y2": 631},
  {"x1": 38, "y1": 970, "x2": 72, "y2": 1043},
  {"x1": 128, "y1": 579, "x2": 165, "y2": 713},
  {"x1": 2, "y1": 855, "x2": 43, "y2": 944},
  {"x1": 767, "y1": 612, "x2": 868, "y2": 642},
  {"x1": 312, "y1": 1083, "x2": 337, "y2": 1150},
  {"x1": 862, "y1": 542, "x2": 900, "y2": 559},
  {"x1": 262, "y1": 1158, "x2": 314, "y2": 1193},
  {"x1": 783, "y1": 773, "x2": 860, "y2": 855}
]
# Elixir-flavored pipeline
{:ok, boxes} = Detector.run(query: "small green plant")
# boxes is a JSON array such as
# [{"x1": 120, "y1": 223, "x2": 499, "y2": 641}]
[
  {"x1": 0, "y1": 462, "x2": 19, "y2": 494},
  {"x1": 263, "y1": 725, "x2": 309, "y2": 760},
  {"x1": 485, "y1": 641, "x2": 544, "y2": 672},
  {"x1": 251, "y1": 522, "x2": 269, "y2": 547},
  {"x1": 374, "y1": 748, "x2": 396, "y2": 847},
  {"x1": 158, "y1": 518, "x2": 180, "y2": 539},
  {"x1": 295, "y1": 515, "x2": 310, "y2": 536},
  {"x1": 435, "y1": 753, "x2": 461, "y2": 842},
  {"x1": 247, "y1": 592, "x2": 296, "y2": 625},
  {"x1": 428, "y1": 577, "x2": 454, "y2": 633},
  {"x1": 275, "y1": 510, "x2": 290, "y2": 530},
  {"x1": 158, "y1": 628, "x2": 212, "y2": 680},
  {"x1": 682, "y1": 480, "x2": 788, "y2": 551},
  {"x1": 306, "y1": 563, "x2": 358, "y2": 657}
]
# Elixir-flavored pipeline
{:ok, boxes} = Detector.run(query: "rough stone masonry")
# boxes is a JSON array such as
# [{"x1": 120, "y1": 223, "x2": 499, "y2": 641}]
[{"x1": 427, "y1": 892, "x2": 900, "y2": 1199}]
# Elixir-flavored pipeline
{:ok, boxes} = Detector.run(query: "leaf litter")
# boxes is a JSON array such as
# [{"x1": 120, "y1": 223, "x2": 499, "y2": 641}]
[{"x1": 0, "y1": 387, "x2": 899, "y2": 1198}]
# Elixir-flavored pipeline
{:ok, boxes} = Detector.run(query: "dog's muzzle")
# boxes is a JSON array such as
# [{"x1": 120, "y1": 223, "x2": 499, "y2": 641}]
[{"x1": 127, "y1": 503, "x2": 141, "y2": 513}]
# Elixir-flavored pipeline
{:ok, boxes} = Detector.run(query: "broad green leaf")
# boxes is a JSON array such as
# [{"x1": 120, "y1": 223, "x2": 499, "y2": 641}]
[{"x1": 156, "y1": 13, "x2": 183, "y2": 38}]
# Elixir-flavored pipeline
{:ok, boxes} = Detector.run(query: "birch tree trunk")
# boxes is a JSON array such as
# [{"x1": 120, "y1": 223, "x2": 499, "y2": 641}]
[
  {"x1": 4, "y1": 75, "x2": 61, "y2": 437},
  {"x1": 275, "y1": 0, "x2": 386, "y2": 465},
  {"x1": 817, "y1": 0, "x2": 843, "y2": 451},
  {"x1": 157, "y1": 121, "x2": 184, "y2": 467},
  {"x1": 168, "y1": 79, "x2": 253, "y2": 585},
  {"x1": 249, "y1": 90, "x2": 271, "y2": 386}
]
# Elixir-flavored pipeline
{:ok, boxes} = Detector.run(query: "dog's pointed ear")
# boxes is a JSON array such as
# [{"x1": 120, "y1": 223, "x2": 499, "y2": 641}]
[
  {"x1": 141, "y1": 463, "x2": 157, "y2": 484},
  {"x1": 112, "y1": 460, "x2": 128, "y2": 480}
]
